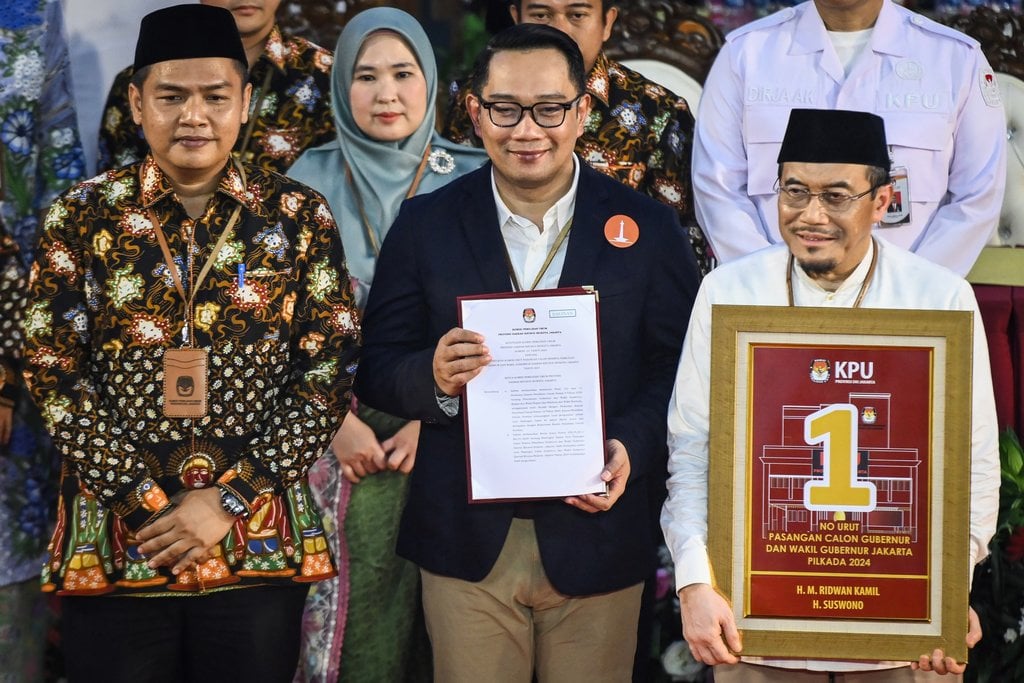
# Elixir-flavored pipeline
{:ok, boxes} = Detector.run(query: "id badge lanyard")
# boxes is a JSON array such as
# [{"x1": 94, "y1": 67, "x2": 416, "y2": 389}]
[
  {"x1": 882, "y1": 145, "x2": 911, "y2": 226},
  {"x1": 150, "y1": 162, "x2": 245, "y2": 417}
]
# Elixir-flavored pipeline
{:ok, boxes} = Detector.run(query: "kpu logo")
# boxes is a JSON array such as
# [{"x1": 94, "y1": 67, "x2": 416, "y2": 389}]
[{"x1": 809, "y1": 359, "x2": 830, "y2": 383}]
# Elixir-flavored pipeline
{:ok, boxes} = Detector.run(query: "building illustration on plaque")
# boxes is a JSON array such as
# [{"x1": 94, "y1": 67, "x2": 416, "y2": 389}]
[{"x1": 759, "y1": 391, "x2": 921, "y2": 544}]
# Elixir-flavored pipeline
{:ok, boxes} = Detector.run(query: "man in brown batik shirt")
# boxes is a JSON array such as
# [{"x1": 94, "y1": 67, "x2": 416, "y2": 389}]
[{"x1": 25, "y1": 6, "x2": 358, "y2": 680}]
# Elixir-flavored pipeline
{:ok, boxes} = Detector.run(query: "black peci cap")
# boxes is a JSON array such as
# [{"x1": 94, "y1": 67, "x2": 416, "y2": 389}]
[
  {"x1": 133, "y1": 4, "x2": 247, "y2": 72},
  {"x1": 777, "y1": 109, "x2": 890, "y2": 171}
]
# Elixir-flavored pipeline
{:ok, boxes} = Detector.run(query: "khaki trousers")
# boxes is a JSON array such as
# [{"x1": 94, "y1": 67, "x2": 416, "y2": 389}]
[
  {"x1": 420, "y1": 518, "x2": 643, "y2": 683},
  {"x1": 714, "y1": 662, "x2": 963, "y2": 682}
]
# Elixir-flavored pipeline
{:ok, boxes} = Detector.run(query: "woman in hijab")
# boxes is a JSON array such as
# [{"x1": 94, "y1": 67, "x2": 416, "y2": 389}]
[{"x1": 288, "y1": 8, "x2": 486, "y2": 681}]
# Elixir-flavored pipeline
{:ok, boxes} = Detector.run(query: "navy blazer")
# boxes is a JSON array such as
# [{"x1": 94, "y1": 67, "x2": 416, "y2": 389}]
[{"x1": 356, "y1": 160, "x2": 699, "y2": 596}]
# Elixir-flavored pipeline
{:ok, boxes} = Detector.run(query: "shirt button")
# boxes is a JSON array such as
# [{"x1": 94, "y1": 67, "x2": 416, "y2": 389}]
[{"x1": 826, "y1": 293, "x2": 835, "y2": 302}]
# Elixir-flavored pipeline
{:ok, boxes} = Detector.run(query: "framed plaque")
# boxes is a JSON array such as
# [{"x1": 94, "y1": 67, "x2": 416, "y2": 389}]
[{"x1": 708, "y1": 305, "x2": 973, "y2": 662}]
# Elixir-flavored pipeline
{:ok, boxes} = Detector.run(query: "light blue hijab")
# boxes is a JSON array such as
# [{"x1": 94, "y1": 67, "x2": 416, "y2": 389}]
[{"x1": 288, "y1": 7, "x2": 487, "y2": 306}]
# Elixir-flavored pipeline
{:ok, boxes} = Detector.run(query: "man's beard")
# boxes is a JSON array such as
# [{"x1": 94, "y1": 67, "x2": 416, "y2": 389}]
[{"x1": 797, "y1": 257, "x2": 837, "y2": 276}]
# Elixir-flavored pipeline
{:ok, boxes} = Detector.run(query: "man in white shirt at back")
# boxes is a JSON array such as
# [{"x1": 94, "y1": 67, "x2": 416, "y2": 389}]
[{"x1": 693, "y1": 0, "x2": 1006, "y2": 277}]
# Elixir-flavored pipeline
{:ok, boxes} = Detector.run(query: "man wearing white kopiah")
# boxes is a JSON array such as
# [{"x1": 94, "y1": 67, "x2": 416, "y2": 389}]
[
  {"x1": 692, "y1": 0, "x2": 1006, "y2": 277},
  {"x1": 661, "y1": 108, "x2": 999, "y2": 681}
]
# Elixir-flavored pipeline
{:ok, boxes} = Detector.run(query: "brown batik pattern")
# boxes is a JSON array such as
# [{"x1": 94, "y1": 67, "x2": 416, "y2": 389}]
[{"x1": 25, "y1": 156, "x2": 359, "y2": 595}]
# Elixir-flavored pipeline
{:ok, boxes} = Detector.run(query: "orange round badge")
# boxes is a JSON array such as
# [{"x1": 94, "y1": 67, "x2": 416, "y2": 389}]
[{"x1": 604, "y1": 214, "x2": 639, "y2": 248}]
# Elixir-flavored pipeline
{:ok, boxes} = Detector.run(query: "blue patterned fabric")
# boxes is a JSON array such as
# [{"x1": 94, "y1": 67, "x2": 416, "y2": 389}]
[
  {"x1": 0, "y1": 0, "x2": 80, "y2": 589},
  {"x1": 0, "y1": 0, "x2": 86, "y2": 262}
]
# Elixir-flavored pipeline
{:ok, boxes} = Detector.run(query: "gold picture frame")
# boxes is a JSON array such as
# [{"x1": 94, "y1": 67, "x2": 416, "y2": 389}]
[{"x1": 708, "y1": 305, "x2": 973, "y2": 662}]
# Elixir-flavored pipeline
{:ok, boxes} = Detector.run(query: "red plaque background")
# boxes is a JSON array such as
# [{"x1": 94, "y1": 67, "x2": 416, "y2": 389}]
[{"x1": 746, "y1": 343, "x2": 933, "y2": 621}]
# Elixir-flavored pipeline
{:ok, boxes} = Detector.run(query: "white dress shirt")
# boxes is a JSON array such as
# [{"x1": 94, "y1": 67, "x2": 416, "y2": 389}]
[
  {"x1": 693, "y1": 0, "x2": 1007, "y2": 275},
  {"x1": 492, "y1": 156, "x2": 580, "y2": 292}
]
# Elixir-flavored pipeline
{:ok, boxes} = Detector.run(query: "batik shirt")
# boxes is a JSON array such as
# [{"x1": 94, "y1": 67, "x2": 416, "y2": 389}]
[
  {"x1": 0, "y1": 0, "x2": 87, "y2": 261},
  {"x1": 97, "y1": 25, "x2": 334, "y2": 175},
  {"x1": 25, "y1": 156, "x2": 360, "y2": 596},
  {"x1": 443, "y1": 52, "x2": 709, "y2": 273}
]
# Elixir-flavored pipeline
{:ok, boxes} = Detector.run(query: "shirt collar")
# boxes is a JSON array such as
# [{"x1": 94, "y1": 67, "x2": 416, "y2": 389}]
[
  {"x1": 866, "y1": 0, "x2": 907, "y2": 58},
  {"x1": 793, "y1": 0, "x2": 901, "y2": 58},
  {"x1": 587, "y1": 52, "x2": 611, "y2": 107},
  {"x1": 491, "y1": 155, "x2": 580, "y2": 233},
  {"x1": 139, "y1": 156, "x2": 253, "y2": 211},
  {"x1": 260, "y1": 25, "x2": 288, "y2": 72},
  {"x1": 792, "y1": 4, "x2": 832, "y2": 56}
]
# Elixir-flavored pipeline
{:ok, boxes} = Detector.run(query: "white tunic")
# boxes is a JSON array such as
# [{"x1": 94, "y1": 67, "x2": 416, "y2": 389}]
[
  {"x1": 661, "y1": 238, "x2": 1000, "y2": 671},
  {"x1": 693, "y1": 0, "x2": 1007, "y2": 276}
]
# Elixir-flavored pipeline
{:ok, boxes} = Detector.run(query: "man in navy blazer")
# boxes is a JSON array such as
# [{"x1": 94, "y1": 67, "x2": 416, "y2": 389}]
[{"x1": 356, "y1": 23, "x2": 699, "y2": 681}]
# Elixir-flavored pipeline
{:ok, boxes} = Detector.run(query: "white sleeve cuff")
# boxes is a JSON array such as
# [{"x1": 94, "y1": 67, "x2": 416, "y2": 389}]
[{"x1": 673, "y1": 541, "x2": 715, "y2": 593}]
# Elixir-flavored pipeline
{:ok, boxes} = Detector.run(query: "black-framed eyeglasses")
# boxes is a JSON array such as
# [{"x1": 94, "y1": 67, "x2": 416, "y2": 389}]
[
  {"x1": 775, "y1": 182, "x2": 882, "y2": 213},
  {"x1": 478, "y1": 94, "x2": 584, "y2": 128}
]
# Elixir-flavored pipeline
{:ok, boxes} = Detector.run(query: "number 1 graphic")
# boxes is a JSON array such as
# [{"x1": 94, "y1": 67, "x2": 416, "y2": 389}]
[{"x1": 803, "y1": 404, "x2": 877, "y2": 512}]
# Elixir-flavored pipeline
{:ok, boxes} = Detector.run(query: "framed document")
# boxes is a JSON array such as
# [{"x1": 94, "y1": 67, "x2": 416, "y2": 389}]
[
  {"x1": 708, "y1": 305, "x2": 973, "y2": 662},
  {"x1": 458, "y1": 287, "x2": 607, "y2": 502}
]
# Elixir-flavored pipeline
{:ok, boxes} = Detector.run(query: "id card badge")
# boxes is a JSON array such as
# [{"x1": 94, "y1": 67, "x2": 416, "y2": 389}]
[
  {"x1": 163, "y1": 348, "x2": 208, "y2": 417},
  {"x1": 881, "y1": 166, "x2": 911, "y2": 226}
]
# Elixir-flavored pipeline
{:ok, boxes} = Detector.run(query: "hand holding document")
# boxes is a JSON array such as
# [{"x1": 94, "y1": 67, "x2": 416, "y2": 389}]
[
  {"x1": 433, "y1": 327, "x2": 492, "y2": 396},
  {"x1": 564, "y1": 438, "x2": 630, "y2": 514},
  {"x1": 458, "y1": 287, "x2": 606, "y2": 502}
]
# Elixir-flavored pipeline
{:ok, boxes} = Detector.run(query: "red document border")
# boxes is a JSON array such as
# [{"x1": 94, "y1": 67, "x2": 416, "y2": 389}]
[
  {"x1": 707, "y1": 306, "x2": 973, "y2": 662},
  {"x1": 457, "y1": 287, "x2": 607, "y2": 503}
]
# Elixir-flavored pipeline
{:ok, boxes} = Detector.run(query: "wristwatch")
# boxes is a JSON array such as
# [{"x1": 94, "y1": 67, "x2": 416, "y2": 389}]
[{"x1": 216, "y1": 484, "x2": 248, "y2": 518}]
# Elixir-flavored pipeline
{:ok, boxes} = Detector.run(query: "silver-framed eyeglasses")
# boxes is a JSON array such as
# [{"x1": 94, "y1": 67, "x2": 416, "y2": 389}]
[
  {"x1": 776, "y1": 182, "x2": 881, "y2": 213},
  {"x1": 478, "y1": 94, "x2": 584, "y2": 128}
]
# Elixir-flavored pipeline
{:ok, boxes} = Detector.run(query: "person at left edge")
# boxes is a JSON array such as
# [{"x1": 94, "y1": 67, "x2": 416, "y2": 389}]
[
  {"x1": 356, "y1": 23, "x2": 698, "y2": 681},
  {"x1": 97, "y1": 0, "x2": 334, "y2": 175},
  {"x1": 23, "y1": 5, "x2": 360, "y2": 682},
  {"x1": 0, "y1": 0, "x2": 85, "y2": 678}
]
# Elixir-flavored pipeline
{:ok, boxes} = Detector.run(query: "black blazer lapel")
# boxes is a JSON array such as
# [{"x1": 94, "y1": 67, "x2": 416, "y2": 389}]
[
  {"x1": 559, "y1": 163, "x2": 611, "y2": 288},
  {"x1": 459, "y1": 164, "x2": 514, "y2": 294}
]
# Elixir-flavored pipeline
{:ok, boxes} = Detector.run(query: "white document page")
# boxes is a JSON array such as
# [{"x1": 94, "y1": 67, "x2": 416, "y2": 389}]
[{"x1": 459, "y1": 289, "x2": 606, "y2": 501}]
